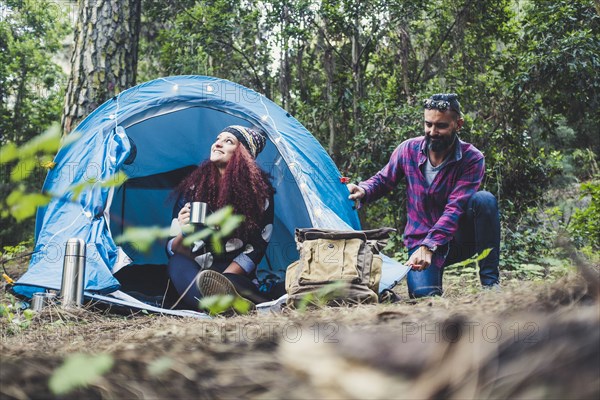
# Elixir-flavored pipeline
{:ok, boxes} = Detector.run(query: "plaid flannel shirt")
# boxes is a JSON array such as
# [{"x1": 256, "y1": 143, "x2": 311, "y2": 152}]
[{"x1": 359, "y1": 136, "x2": 484, "y2": 269}]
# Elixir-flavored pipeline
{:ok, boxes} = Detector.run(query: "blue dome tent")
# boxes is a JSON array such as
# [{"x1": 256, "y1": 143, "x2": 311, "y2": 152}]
[{"x1": 13, "y1": 76, "x2": 409, "y2": 314}]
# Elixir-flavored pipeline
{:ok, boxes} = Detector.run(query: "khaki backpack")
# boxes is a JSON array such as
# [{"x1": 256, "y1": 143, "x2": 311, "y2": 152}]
[{"x1": 285, "y1": 227, "x2": 396, "y2": 307}]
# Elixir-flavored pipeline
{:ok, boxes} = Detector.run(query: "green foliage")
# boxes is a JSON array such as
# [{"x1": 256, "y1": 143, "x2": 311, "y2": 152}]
[
  {"x1": 570, "y1": 149, "x2": 599, "y2": 181},
  {"x1": 183, "y1": 206, "x2": 245, "y2": 253},
  {"x1": 0, "y1": 0, "x2": 70, "y2": 246},
  {"x1": 445, "y1": 248, "x2": 493, "y2": 283},
  {"x1": 383, "y1": 231, "x2": 409, "y2": 262},
  {"x1": 296, "y1": 281, "x2": 348, "y2": 311},
  {"x1": 114, "y1": 226, "x2": 172, "y2": 253},
  {"x1": 500, "y1": 204, "x2": 572, "y2": 280},
  {"x1": 199, "y1": 294, "x2": 253, "y2": 316},
  {"x1": 68, "y1": 171, "x2": 128, "y2": 201},
  {"x1": 49, "y1": 353, "x2": 114, "y2": 395},
  {"x1": 154, "y1": 0, "x2": 271, "y2": 93},
  {"x1": 569, "y1": 180, "x2": 600, "y2": 252},
  {"x1": 1, "y1": 124, "x2": 130, "y2": 252},
  {"x1": 1, "y1": 239, "x2": 33, "y2": 259},
  {"x1": 0, "y1": 293, "x2": 34, "y2": 334},
  {"x1": 515, "y1": 0, "x2": 600, "y2": 135},
  {"x1": 145, "y1": 0, "x2": 599, "y2": 239},
  {"x1": 115, "y1": 205, "x2": 243, "y2": 254},
  {"x1": 0, "y1": 124, "x2": 62, "y2": 225}
]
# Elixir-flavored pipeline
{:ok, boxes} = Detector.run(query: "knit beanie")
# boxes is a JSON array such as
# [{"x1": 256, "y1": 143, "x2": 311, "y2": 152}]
[{"x1": 222, "y1": 125, "x2": 267, "y2": 158}]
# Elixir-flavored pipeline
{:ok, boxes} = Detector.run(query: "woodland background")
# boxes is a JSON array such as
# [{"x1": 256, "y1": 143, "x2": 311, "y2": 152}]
[
  {"x1": 1, "y1": 0, "x2": 599, "y2": 274},
  {"x1": 0, "y1": 2, "x2": 599, "y2": 397}
]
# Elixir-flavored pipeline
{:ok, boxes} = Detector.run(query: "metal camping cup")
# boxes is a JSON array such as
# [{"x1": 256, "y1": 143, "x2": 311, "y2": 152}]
[
  {"x1": 60, "y1": 238, "x2": 86, "y2": 308},
  {"x1": 190, "y1": 202, "x2": 208, "y2": 224},
  {"x1": 31, "y1": 292, "x2": 57, "y2": 312}
]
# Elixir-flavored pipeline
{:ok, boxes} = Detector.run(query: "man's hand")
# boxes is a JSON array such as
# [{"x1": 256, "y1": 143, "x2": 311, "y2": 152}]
[
  {"x1": 347, "y1": 183, "x2": 366, "y2": 200},
  {"x1": 408, "y1": 245, "x2": 433, "y2": 271}
]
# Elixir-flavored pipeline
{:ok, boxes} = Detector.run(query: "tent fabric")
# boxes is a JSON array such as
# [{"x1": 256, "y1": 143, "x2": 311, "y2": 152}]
[{"x1": 14, "y1": 75, "x2": 409, "y2": 301}]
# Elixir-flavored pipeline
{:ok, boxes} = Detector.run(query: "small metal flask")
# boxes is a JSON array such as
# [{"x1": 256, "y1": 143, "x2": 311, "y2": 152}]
[
  {"x1": 30, "y1": 292, "x2": 57, "y2": 311},
  {"x1": 60, "y1": 238, "x2": 86, "y2": 308}
]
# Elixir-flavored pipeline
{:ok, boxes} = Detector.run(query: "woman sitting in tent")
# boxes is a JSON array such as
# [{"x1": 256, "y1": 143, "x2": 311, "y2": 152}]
[{"x1": 166, "y1": 125, "x2": 276, "y2": 309}]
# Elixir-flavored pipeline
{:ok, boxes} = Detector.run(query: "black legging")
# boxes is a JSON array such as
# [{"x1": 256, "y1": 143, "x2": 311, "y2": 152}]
[{"x1": 167, "y1": 253, "x2": 269, "y2": 309}]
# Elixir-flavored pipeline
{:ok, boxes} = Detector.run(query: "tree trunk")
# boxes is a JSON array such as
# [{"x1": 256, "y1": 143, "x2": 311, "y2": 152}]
[
  {"x1": 61, "y1": 0, "x2": 141, "y2": 134},
  {"x1": 11, "y1": 59, "x2": 28, "y2": 142},
  {"x1": 257, "y1": 17, "x2": 271, "y2": 99},
  {"x1": 323, "y1": 41, "x2": 336, "y2": 158},
  {"x1": 351, "y1": 17, "x2": 361, "y2": 138},
  {"x1": 296, "y1": 42, "x2": 307, "y2": 104},
  {"x1": 398, "y1": 24, "x2": 411, "y2": 99},
  {"x1": 279, "y1": 4, "x2": 291, "y2": 108}
]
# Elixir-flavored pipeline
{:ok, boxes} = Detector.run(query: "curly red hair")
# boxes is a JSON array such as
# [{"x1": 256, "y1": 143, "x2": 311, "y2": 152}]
[{"x1": 175, "y1": 146, "x2": 274, "y2": 241}]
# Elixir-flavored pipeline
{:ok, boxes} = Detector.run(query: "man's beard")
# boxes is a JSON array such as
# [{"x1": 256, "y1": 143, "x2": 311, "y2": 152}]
[{"x1": 427, "y1": 131, "x2": 458, "y2": 153}]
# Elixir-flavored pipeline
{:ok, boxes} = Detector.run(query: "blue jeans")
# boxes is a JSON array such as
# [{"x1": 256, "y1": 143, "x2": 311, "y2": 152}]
[{"x1": 407, "y1": 191, "x2": 500, "y2": 298}]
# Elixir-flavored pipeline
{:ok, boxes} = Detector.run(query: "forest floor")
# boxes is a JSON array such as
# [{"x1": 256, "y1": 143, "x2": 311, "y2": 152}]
[{"x1": 1, "y1": 258, "x2": 599, "y2": 399}]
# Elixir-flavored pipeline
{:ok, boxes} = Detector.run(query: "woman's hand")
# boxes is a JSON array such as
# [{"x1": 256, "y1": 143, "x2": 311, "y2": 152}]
[
  {"x1": 171, "y1": 203, "x2": 194, "y2": 257},
  {"x1": 178, "y1": 203, "x2": 191, "y2": 228},
  {"x1": 408, "y1": 245, "x2": 433, "y2": 271}
]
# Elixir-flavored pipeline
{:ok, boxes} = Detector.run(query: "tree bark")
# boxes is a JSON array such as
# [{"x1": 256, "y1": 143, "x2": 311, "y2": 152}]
[
  {"x1": 279, "y1": 4, "x2": 291, "y2": 108},
  {"x1": 11, "y1": 58, "x2": 28, "y2": 142},
  {"x1": 296, "y1": 42, "x2": 307, "y2": 104},
  {"x1": 398, "y1": 24, "x2": 411, "y2": 99},
  {"x1": 351, "y1": 21, "x2": 361, "y2": 138},
  {"x1": 323, "y1": 37, "x2": 336, "y2": 159},
  {"x1": 61, "y1": 0, "x2": 141, "y2": 134}
]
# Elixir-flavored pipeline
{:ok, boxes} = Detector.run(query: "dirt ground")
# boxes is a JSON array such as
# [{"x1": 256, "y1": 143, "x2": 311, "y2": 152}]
[{"x1": 1, "y1": 262, "x2": 599, "y2": 399}]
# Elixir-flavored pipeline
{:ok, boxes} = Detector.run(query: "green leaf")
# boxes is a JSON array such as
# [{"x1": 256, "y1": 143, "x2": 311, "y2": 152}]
[
  {"x1": 67, "y1": 171, "x2": 128, "y2": 200},
  {"x1": 297, "y1": 281, "x2": 347, "y2": 311},
  {"x1": 67, "y1": 179, "x2": 95, "y2": 200},
  {"x1": 5, "y1": 189, "x2": 24, "y2": 207},
  {"x1": 199, "y1": 294, "x2": 235, "y2": 315},
  {"x1": 232, "y1": 296, "x2": 252, "y2": 314},
  {"x1": 49, "y1": 353, "x2": 114, "y2": 395},
  {"x1": 182, "y1": 226, "x2": 213, "y2": 247},
  {"x1": 219, "y1": 215, "x2": 244, "y2": 237},
  {"x1": 211, "y1": 234, "x2": 223, "y2": 254},
  {"x1": 7, "y1": 192, "x2": 51, "y2": 222},
  {"x1": 98, "y1": 171, "x2": 128, "y2": 188},
  {"x1": 447, "y1": 248, "x2": 493, "y2": 268},
  {"x1": 0, "y1": 142, "x2": 18, "y2": 164},
  {"x1": 114, "y1": 226, "x2": 172, "y2": 253},
  {"x1": 18, "y1": 124, "x2": 62, "y2": 159},
  {"x1": 204, "y1": 206, "x2": 233, "y2": 226},
  {"x1": 475, "y1": 248, "x2": 493, "y2": 261},
  {"x1": 199, "y1": 294, "x2": 252, "y2": 315},
  {"x1": 23, "y1": 309, "x2": 35, "y2": 320},
  {"x1": 10, "y1": 158, "x2": 38, "y2": 182}
]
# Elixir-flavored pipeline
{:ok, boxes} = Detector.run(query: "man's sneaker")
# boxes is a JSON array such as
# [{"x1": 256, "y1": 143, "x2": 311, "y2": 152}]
[
  {"x1": 196, "y1": 270, "x2": 254, "y2": 313},
  {"x1": 482, "y1": 283, "x2": 502, "y2": 292},
  {"x1": 256, "y1": 294, "x2": 288, "y2": 314},
  {"x1": 379, "y1": 289, "x2": 402, "y2": 303}
]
